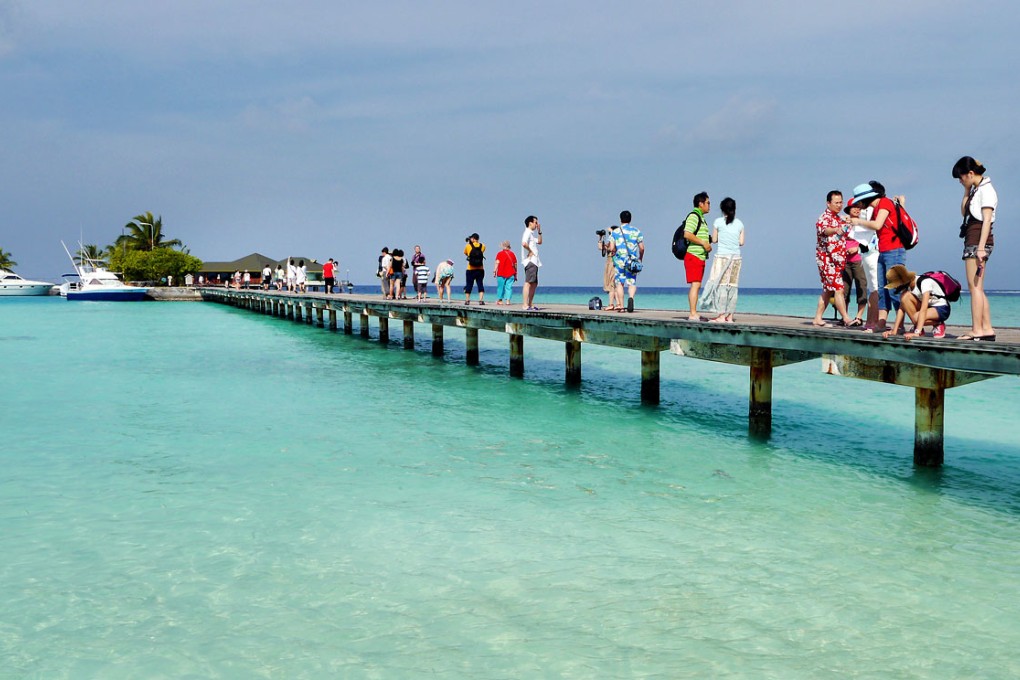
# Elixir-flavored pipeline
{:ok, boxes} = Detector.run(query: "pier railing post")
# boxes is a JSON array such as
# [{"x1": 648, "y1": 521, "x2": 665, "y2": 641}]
[
  {"x1": 466, "y1": 328, "x2": 480, "y2": 366},
  {"x1": 565, "y1": 340, "x2": 582, "y2": 385},
  {"x1": 914, "y1": 386, "x2": 945, "y2": 466},
  {"x1": 640, "y1": 350, "x2": 660, "y2": 404},
  {"x1": 509, "y1": 334, "x2": 524, "y2": 378},
  {"x1": 403, "y1": 320, "x2": 414, "y2": 349},
  {"x1": 749, "y1": 348, "x2": 774, "y2": 440},
  {"x1": 432, "y1": 324, "x2": 444, "y2": 356}
]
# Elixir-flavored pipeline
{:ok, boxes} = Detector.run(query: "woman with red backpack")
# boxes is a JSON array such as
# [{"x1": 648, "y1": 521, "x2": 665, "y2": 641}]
[
  {"x1": 847, "y1": 180, "x2": 906, "y2": 333},
  {"x1": 952, "y1": 156, "x2": 997, "y2": 341}
]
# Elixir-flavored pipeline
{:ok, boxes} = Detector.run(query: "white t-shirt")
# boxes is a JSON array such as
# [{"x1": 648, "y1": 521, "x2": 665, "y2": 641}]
[
  {"x1": 521, "y1": 228, "x2": 541, "y2": 267},
  {"x1": 913, "y1": 277, "x2": 948, "y2": 308},
  {"x1": 969, "y1": 177, "x2": 997, "y2": 223}
]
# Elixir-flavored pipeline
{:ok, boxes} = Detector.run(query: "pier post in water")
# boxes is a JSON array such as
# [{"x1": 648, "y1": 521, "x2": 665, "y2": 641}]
[
  {"x1": 466, "y1": 328, "x2": 480, "y2": 366},
  {"x1": 343, "y1": 310, "x2": 353, "y2": 335},
  {"x1": 378, "y1": 316, "x2": 389, "y2": 343},
  {"x1": 315, "y1": 305, "x2": 324, "y2": 327},
  {"x1": 749, "y1": 348, "x2": 774, "y2": 440},
  {"x1": 914, "y1": 386, "x2": 945, "y2": 466},
  {"x1": 403, "y1": 320, "x2": 414, "y2": 349},
  {"x1": 510, "y1": 334, "x2": 524, "y2": 378},
  {"x1": 360, "y1": 310, "x2": 370, "y2": 338},
  {"x1": 328, "y1": 309, "x2": 337, "y2": 331},
  {"x1": 432, "y1": 324, "x2": 444, "y2": 356},
  {"x1": 565, "y1": 340, "x2": 582, "y2": 386},
  {"x1": 640, "y1": 350, "x2": 660, "y2": 404}
]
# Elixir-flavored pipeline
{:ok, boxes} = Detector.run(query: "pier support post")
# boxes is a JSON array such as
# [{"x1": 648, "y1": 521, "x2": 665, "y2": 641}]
[
  {"x1": 565, "y1": 340, "x2": 582, "y2": 386},
  {"x1": 360, "y1": 311, "x2": 370, "y2": 338},
  {"x1": 378, "y1": 317, "x2": 389, "y2": 344},
  {"x1": 288, "y1": 301, "x2": 296, "y2": 321},
  {"x1": 640, "y1": 351, "x2": 660, "y2": 404},
  {"x1": 403, "y1": 320, "x2": 414, "y2": 349},
  {"x1": 328, "y1": 309, "x2": 337, "y2": 331},
  {"x1": 432, "y1": 324, "x2": 444, "y2": 356},
  {"x1": 510, "y1": 334, "x2": 524, "y2": 378},
  {"x1": 749, "y1": 348, "x2": 774, "y2": 440},
  {"x1": 466, "y1": 328, "x2": 480, "y2": 366},
  {"x1": 305, "y1": 302, "x2": 314, "y2": 325},
  {"x1": 295, "y1": 302, "x2": 303, "y2": 323},
  {"x1": 343, "y1": 311, "x2": 353, "y2": 335},
  {"x1": 315, "y1": 306, "x2": 324, "y2": 327},
  {"x1": 914, "y1": 387, "x2": 945, "y2": 466}
]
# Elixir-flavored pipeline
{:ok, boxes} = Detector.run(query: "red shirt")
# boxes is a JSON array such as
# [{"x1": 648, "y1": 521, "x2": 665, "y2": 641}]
[
  {"x1": 322, "y1": 261, "x2": 334, "y2": 277},
  {"x1": 874, "y1": 197, "x2": 903, "y2": 252},
  {"x1": 495, "y1": 249, "x2": 518, "y2": 278}
]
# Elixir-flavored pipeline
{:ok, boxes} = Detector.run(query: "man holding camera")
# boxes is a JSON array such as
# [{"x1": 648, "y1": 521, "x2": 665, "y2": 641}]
[{"x1": 521, "y1": 216, "x2": 542, "y2": 310}]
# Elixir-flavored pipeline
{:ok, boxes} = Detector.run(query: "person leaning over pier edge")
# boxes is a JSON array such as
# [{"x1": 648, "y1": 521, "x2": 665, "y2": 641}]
[
  {"x1": 952, "y1": 156, "x2": 997, "y2": 341},
  {"x1": 682, "y1": 192, "x2": 712, "y2": 320},
  {"x1": 847, "y1": 181, "x2": 906, "y2": 333}
]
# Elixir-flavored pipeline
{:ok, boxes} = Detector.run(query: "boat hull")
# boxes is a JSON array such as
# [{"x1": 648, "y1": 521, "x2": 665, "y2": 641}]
[
  {"x1": 0, "y1": 284, "x2": 55, "y2": 296},
  {"x1": 66, "y1": 289, "x2": 149, "y2": 301}
]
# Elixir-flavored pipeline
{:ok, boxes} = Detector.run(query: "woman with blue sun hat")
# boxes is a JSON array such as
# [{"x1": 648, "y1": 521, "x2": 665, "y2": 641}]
[{"x1": 847, "y1": 180, "x2": 906, "y2": 333}]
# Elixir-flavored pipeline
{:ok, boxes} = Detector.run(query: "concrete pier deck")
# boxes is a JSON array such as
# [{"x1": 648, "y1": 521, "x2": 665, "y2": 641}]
[{"x1": 200, "y1": 288, "x2": 1020, "y2": 467}]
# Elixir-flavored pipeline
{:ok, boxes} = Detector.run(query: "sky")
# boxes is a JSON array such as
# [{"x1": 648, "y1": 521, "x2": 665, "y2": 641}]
[{"x1": 2, "y1": 0, "x2": 1018, "y2": 288}]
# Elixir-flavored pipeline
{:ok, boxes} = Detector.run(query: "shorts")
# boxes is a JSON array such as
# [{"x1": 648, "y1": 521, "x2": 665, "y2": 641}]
[
  {"x1": 390, "y1": 273, "x2": 402, "y2": 281},
  {"x1": 524, "y1": 263, "x2": 539, "y2": 284},
  {"x1": 415, "y1": 281, "x2": 428, "y2": 293},
  {"x1": 932, "y1": 304, "x2": 951, "y2": 322},
  {"x1": 614, "y1": 267, "x2": 636, "y2": 287},
  {"x1": 962, "y1": 244, "x2": 994, "y2": 260},
  {"x1": 684, "y1": 252, "x2": 706, "y2": 284},
  {"x1": 464, "y1": 269, "x2": 485, "y2": 293}
]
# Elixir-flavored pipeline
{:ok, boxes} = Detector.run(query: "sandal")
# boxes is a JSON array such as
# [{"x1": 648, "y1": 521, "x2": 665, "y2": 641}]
[{"x1": 849, "y1": 318, "x2": 863, "y2": 327}]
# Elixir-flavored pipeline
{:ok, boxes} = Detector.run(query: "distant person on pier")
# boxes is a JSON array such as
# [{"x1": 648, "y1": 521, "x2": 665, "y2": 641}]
[
  {"x1": 242, "y1": 270, "x2": 251, "y2": 289},
  {"x1": 414, "y1": 259, "x2": 430, "y2": 301},
  {"x1": 286, "y1": 259, "x2": 297, "y2": 292},
  {"x1": 952, "y1": 156, "x2": 997, "y2": 341},
  {"x1": 812, "y1": 190, "x2": 854, "y2": 328},
  {"x1": 262, "y1": 264, "x2": 273, "y2": 291},
  {"x1": 847, "y1": 181, "x2": 908, "y2": 333},
  {"x1": 699, "y1": 196, "x2": 744, "y2": 323},
  {"x1": 388, "y1": 249, "x2": 406, "y2": 299},
  {"x1": 682, "y1": 193, "x2": 712, "y2": 320},
  {"x1": 435, "y1": 259, "x2": 455, "y2": 302},
  {"x1": 612, "y1": 210, "x2": 643, "y2": 313},
  {"x1": 275, "y1": 264, "x2": 285, "y2": 290},
  {"x1": 521, "y1": 217, "x2": 543, "y2": 310},
  {"x1": 845, "y1": 197, "x2": 879, "y2": 330},
  {"x1": 464, "y1": 233, "x2": 486, "y2": 305},
  {"x1": 233, "y1": 270, "x2": 242, "y2": 289},
  {"x1": 411, "y1": 245, "x2": 426, "y2": 295},
  {"x1": 378, "y1": 247, "x2": 392, "y2": 297},
  {"x1": 880, "y1": 265, "x2": 953, "y2": 340},
  {"x1": 493, "y1": 240, "x2": 518, "y2": 305},
  {"x1": 598, "y1": 225, "x2": 622, "y2": 310},
  {"x1": 322, "y1": 258, "x2": 335, "y2": 294},
  {"x1": 296, "y1": 260, "x2": 307, "y2": 293}
]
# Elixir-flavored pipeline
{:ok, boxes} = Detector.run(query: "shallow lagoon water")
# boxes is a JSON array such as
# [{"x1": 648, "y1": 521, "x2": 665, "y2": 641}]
[{"x1": 2, "y1": 292, "x2": 1020, "y2": 678}]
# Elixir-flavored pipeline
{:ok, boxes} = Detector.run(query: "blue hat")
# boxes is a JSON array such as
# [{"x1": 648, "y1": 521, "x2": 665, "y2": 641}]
[{"x1": 852, "y1": 183, "x2": 879, "y2": 204}]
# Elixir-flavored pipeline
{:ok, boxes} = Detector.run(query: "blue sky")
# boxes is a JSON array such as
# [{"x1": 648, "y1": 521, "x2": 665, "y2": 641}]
[{"x1": 2, "y1": 1, "x2": 1017, "y2": 288}]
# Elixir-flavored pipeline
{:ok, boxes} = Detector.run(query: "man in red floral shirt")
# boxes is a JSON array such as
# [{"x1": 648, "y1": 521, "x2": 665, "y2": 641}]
[{"x1": 812, "y1": 190, "x2": 855, "y2": 327}]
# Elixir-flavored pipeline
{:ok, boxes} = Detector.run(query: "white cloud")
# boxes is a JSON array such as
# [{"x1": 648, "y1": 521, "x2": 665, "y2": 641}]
[{"x1": 684, "y1": 96, "x2": 778, "y2": 151}]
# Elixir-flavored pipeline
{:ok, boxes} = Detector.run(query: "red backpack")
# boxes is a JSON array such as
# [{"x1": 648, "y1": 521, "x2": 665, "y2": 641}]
[{"x1": 891, "y1": 199, "x2": 919, "y2": 250}]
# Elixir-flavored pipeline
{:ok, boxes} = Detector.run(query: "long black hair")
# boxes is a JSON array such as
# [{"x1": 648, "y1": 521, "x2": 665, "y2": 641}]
[{"x1": 720, "y1": 197, "x2": 736, "y2": 225}]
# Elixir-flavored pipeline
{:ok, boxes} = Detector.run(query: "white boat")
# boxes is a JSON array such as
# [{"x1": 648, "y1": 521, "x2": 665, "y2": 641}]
[
  {"x1": 60, "y1": 241, "x2": 149, "y2": 301},
  {"x1": 0, "y1": 268, "x2": 55, "y2": 296}
]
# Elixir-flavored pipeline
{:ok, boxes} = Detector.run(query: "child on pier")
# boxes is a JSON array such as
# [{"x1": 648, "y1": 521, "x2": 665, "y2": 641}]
[{"x1": 881, "y1": 265, "x2": 955, "y2": 340}]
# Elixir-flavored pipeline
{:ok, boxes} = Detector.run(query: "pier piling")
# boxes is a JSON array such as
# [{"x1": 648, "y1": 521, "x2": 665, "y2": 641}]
[
  {"x1": 466, "y1": 328, "x2": 480, "y2": 366},
  {"x1": 510, "y1": 334, "x2": 524, "y2": 378},
  {"x1": 403, "y1": 320, "x2": 414, "y2": 349}
]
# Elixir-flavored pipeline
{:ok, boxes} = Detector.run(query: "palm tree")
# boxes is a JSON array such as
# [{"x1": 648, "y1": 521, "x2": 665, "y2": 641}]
[
  {"x1": 0, "y1": 247, "x2": 16, "y2": 270},
  {"x1": 118, "y1": 212, "x2": 183, "y2": 252},
  {"x1": 75, "y1": 243, "x2": 107, "y2": 267}
]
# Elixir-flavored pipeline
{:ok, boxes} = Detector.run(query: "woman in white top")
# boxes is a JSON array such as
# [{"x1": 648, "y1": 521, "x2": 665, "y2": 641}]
[
  {"x1": 952, "y1": 156, "x2": 997, "y2": 341},
  {"x1": 699, "y1": 196, "x2": 745, "y2": 322}
]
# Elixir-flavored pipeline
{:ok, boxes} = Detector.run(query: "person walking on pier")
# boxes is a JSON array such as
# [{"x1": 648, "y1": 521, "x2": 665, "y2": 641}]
[
  {"x1": 275, "y1": 264, "x2": 284, "y2": 290},
  {"x1": 612, "y1": 210, "x2": 643, "y2": 313},
  {"x1": 262, "y1": 264, "x2": 273, "y2": 291},
  {"x1": 682, "y1": 193, "x2": 712, "y2": 320},
  {"x1": 812, "y1": 190, "x2": 854, "y2": 328},
  {"x1": 521, "y1": 216, "x2": 543, "y2": 310},
  {"x1": 494, "y1": 240, "x2": 518, "y2": 305},
  {"x1": 464, "y1": 233, "x2": 486, "y2": 305},
  {"x1": 322, "y1": 258, "x2": 335, "y2": 294},
  {"x1": 952, "y1": 156, "x2": 997, "y2": 341}
]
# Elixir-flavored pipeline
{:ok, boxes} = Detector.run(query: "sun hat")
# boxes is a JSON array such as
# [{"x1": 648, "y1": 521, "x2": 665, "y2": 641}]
[
  {"x1": 843, "y1": 196, "x2": 856, "y2": 215},
  {"x1": 883, "y1": 264, "x2": 916, "y2": 290},
  {"x1": 852, "y1": 183, "x2": 880, "y2": 204}
]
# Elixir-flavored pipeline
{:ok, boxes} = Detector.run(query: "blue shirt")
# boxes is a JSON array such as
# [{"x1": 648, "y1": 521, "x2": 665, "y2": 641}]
[{"x1": 713, "y1": 217, "x2": 744, "y2": 256}]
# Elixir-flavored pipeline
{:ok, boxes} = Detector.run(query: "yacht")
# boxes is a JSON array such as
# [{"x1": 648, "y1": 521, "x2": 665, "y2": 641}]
[
  {"x1": 0, "y1": 268, "x2": 55, "y2": 296},
  {"x1": 60, "y1": 242, "x2": 149, "y2": 301}
]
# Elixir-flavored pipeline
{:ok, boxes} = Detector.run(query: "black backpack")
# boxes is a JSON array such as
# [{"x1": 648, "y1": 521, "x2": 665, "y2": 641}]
[
  {"x1": 672, "y1": 211, "x2": 700, "y2": 260},
  {"x1": 467, "y1": 243, "x2": 485, "y2": 267}
]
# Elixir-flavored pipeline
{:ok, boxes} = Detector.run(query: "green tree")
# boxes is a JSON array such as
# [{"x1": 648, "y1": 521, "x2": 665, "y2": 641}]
[
  {"x1": 117, "y1": 212, "x2": 183, "y2": 252},
  {"x1": 75, "y1": 243, "x2": 108, "y2": 267},
  {"x1": 0, "y1": 247, "x2": 16, "y2": 270},
  {"x1": 108, "y1": 248, "x2": 203, "y2": 285}
]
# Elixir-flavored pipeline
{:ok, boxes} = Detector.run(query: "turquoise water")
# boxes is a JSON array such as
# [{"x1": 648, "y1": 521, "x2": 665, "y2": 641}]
[{"x1": 3, "y1": 292, "x2": 1020, "y2": 678}]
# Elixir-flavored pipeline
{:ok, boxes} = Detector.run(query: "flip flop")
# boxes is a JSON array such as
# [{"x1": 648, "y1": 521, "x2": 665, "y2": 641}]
[
  {"x1": 975, "y1": 334, "x2": 997, "y2": 342},
  {"x1": 812, "y1": 321, "x2": 833, "y2": 328}
]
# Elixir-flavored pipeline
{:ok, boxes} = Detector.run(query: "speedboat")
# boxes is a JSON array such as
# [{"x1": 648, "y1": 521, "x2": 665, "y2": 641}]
[
  {"x1": 0, "y1": 268, "x2": 55, "y2": 296},
  {"x1": 60, "y1": 241, "x2": 149, "y2": 301}
]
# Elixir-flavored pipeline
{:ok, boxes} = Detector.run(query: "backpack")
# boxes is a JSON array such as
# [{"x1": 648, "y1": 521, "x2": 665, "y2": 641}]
[
  {"x1": 588, "y1": 296, "x2": 603, "y2": 310},
  {"x1": 467, "y1": 243, "x2": 485, "y2": 267},
  {"x1": 891, "y1": 199, "x2": 919, "y2": 250},
  {"x1": 672, "y1": 211, "x2": 701, "y2": 260},
  {"x1": 918, "y1": 271, "x2": 962, "y2": 302}
]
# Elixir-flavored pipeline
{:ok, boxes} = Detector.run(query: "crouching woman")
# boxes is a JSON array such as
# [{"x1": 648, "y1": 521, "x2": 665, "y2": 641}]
[{"x1": 881, "y1": 265, "x2": 951, "y2": 340}]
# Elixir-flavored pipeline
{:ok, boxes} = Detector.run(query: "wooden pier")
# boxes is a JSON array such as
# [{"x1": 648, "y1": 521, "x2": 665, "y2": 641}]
[{"x1": 200, "y1": 288, "x2": 1020, "y2": 467}]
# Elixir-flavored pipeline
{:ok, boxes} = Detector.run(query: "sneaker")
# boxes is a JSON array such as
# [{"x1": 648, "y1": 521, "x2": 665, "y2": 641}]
[{"x1": 933, "y1": 323, "x2": 946, "y2": 339}]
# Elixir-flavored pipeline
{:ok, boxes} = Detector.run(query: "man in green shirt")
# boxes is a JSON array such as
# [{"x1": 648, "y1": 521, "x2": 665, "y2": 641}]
[{"x1": 683, "y1": 192, "x2": 713, "y2": 320}]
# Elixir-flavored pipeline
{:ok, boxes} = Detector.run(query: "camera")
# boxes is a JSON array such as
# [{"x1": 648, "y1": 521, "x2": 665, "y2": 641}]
[{"x1": 595, "y1": 229, "x2": 606, "y2": 237}]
